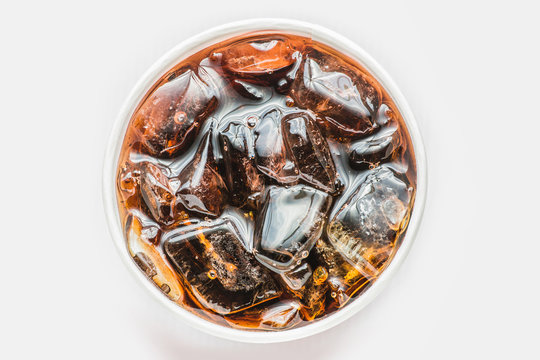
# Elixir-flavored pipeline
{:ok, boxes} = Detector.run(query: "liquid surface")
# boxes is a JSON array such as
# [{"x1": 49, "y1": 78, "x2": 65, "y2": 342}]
[{"x1": 115, "y1": 32, "x2": 417, "y2": 331}]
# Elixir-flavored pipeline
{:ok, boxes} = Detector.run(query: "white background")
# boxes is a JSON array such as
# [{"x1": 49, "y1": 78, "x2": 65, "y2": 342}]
[{"x1": 1, "y1": 0, "x2": 539, "y2": 359}]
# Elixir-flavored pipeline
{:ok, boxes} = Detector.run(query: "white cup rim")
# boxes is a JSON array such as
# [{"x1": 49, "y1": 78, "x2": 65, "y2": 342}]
[{"x1": 102, "y1": 18, "x2": 427, "y2": 344}]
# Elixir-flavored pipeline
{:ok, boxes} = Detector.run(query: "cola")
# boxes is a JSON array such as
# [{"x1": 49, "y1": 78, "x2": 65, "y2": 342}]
[{"x1": 116, "y1": 32, "x2": 417, "y2": 331}]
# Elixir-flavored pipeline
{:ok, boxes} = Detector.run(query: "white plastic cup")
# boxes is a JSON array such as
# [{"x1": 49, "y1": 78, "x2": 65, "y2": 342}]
[{"x1": 103, "y1": 18, "x2": 427, "y2": 343}]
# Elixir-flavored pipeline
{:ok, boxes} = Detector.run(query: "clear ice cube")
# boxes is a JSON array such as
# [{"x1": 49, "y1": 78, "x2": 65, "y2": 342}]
[
  {"x1": 163, "y1": 217, "x2": 281, "y2": 315},
  {"x1": 217, "y1": 37, "x2": 302, "y2": 88},
  {"x1": 290, "y1": 55, "x2": 381, "y2": 139},
  {"x1": 252, "y1": 106, "x2": 338, "y2": 191},
  {"x1": 253, "y1": 108, "x2": 299, "y2": 184},
  {"x1": 132, "y1": 69, "x2": 218, "y2": 158},
  {"x1": 282, "y1": 111, "x2": 337, "y2": 192},
  {"x1": 139, "y1": 161, "x2": 186, "y2": 226},
  {"x1": 125, "y1": 214, "x2": 183, "y2": 301},
  {"x1": 253, "y1": 185, "x2": 332, "y2": 272},
  {"x1": 176, "y1": 126, "x2": 228, "y2": 217},
  {"x1": 327, "y1": 166, "x2": 412, "y2": 277},
  {"x1": 219, "y1": 121, "x2": 265, "y2": 208},
  {"x1": 117, "y1": 161, "x2": 142, "y2": 210},
  {"x1": 281, "y1": 262, "x2": 329, "y2": 320},
  {"x1": 296, "y1": 278, "x2": 328, "y2": 320},
  {"x1": 312, "y1": 239, "x2": 372, "y2": 309}
]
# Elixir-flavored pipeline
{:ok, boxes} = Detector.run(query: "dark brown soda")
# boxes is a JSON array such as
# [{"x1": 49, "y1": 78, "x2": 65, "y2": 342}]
[{"x1": 115, "y1": 31, "x2": 417, "y2": 331}]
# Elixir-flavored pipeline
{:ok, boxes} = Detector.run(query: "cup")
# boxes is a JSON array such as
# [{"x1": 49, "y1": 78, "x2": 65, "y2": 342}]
[{"x1": 103, "y1": 18, "x2": 427, "y2": 343}]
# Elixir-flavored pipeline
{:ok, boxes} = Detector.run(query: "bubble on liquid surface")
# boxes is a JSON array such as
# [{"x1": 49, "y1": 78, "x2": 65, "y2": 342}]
[{"x1": 327, "y1": 166, "x2": 413, "y2": 277}]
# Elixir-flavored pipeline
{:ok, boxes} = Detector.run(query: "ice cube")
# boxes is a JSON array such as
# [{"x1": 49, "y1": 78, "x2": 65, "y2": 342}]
[
  {"x1": 117, "y1": 161, "x2": 142, "y2": 210},
  {"x1": 327, "y1": 166, "x2": 412, "y2": 277},
  {"x1": 349, "y1": 124, "x2": 401, "y2": 170},
  {"x1": 281, "y1": 262, "x2": 329, "y2": 320},
  {"x1": 290, "y1": 55, "x2": 381, "y2": 138},
  {"x1": 313, "y1": 239, "x2": 371, "y2": 309},
  {"x1": 224, "y1": 300, "x2": 302, "y2": 330},
  {"x1": 217, "y1": 37, "x2": 302, "y2": 87},
  {"x1": 176, "y1": 126, "x2": 228, "y2": 218},
  {"x1": 125, "y1": 214, "x2": 183, "y2": 301},
  {"x1": 282, "y1": 111, "x2": 337, "y2": 192},
  {"x1": 253, "y1": 185, "x2": 332, "y2": 272},
  {"x1": 163, "y1": 217, "x2": 281, "y2": 315},
  {"x1": 225, "y1": 106, "x2": 337, "y2": 193},
  {"x1": 254, "y1": 108, "x2": 299, "y2": 184},
  {"x1": 297, "y1": 278, "x2": 328, "y2": 320},
  {"x1": 132, "y1": 69, "x2": 218, "y2": 158},
  {"x1": 139, "y1": 161, "x2": 187, "y2": 226},
  {"x1": 219, "y1": 121, "x2": 265, "y2": 208}
]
